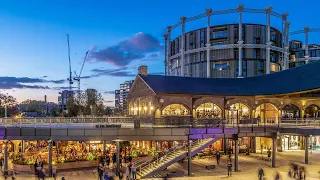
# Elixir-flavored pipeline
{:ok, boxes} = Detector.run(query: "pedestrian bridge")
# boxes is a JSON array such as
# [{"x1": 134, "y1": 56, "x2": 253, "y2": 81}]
[{"x1": 0, "y1": 117, "x2": 319, "y2": 141}]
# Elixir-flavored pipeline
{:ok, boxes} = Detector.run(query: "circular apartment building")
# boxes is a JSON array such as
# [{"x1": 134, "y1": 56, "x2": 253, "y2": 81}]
[{"x1": 164, "y1": 5, "x2": 290, "y2": 78}]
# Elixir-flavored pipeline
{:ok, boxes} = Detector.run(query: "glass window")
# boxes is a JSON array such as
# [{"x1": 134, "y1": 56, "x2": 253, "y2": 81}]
[
  {"x1": 212, "y1": 30, "x2": 228, "y2": 39},
  {"x1": 213, "y1": 63, "x2": 229, "y2": 70},
  {"x1": 200, "y1": 30, "x2": 204, "y2": 41},
  {"x1": 271, "y1": 33, "x2": 276, "y2": 41},
  {"x1": 212, "y1": 41, "x2": 228, "y2": 46},
  {"x1": 254, "y1": 37, "x2": 261, "y2": 44}
]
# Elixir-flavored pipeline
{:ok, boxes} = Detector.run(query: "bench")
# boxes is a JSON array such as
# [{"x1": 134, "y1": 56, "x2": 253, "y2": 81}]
[
  {"x1": 167, "y1": 171, "x2": 184, "y2": 178},
  {"x1": 205, "y1": 165, "x2": 216, "y2": 170}
]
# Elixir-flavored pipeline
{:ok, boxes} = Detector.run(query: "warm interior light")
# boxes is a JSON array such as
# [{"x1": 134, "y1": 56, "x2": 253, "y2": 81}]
[
  {"x1": 150, "y1": 106, "x2": 154, "y2": 110},
  {"x1": 144, "y1": 107, "x2": 147, "y2": 111},
  {"x1": 135, "y1": 107, "x2": 138, "y2": 111}
]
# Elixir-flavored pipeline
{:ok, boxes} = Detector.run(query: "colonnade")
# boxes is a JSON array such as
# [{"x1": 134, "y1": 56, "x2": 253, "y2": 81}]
[{"x1": 164, "y1": 4, "x2": 291, "y2": 77}]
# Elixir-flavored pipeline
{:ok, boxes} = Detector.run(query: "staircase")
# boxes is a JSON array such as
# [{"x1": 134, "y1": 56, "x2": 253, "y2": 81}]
[{"x1": 137, "y1": 138, "x2": 218, "y2": 179}]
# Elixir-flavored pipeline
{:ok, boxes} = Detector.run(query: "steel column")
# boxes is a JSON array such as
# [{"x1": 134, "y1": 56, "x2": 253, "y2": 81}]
[
  {"x1": 281, "y1": 13, "x2": 288, "y2": 70},
  {"x1": 167, "y1": 26, "x2": 172, "y2": 76},
  {"x1": 164, "y1": 35, "x2": 168, "y2": 75},
  {"x1": 3, "y1": 139, "x2": 8, "y2": 175},
  {"x1": 237, "y1": 4, "x2": 244, "y2": 77},
  {"x1": 266, "y1": 6, "x2": 272, "y2": 74},
  {"x1": 206, "y1": 8, "x2": 212, "y2": 78},
  {"x1": 103, "y1": 140, "x2": 106, "y2": 156},
  {"x1": 272, "y1": 137, "x2": 276, "y2": 167},
  {"x1": 305, "y1": 136, "x2": 309, "y2": 164},
  {"x1": 234, "y1": 138, "x2": 239, "y2": 171},
  {"x1": 180, "y1": 17, "x2": 186, "y2": 76},
  {"x1": 116, "y1": 140, "x2": 120, "y2": 175},
  {"x1": 305, "y1": 26, "x2": 310, "y2": 62},
  {"x1": 188, "y1": 140, "x2": 192, "y2": 176},
  {"x1": 48, "y1": 140, "x2": 53, "y2": 177}
]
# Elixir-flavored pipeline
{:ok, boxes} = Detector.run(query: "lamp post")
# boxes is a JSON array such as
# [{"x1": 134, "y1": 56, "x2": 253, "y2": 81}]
[{"x1": 3, "y1": 138, "x2": 8, "y2": 175}]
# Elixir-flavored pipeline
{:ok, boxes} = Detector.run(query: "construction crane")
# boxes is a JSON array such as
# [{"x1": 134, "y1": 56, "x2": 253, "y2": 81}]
[
  {"x1": 74, "y1": 50, "x2": 89, "y2": 96},
  {"x1": 66, "y1": 34, "x2": 73, "y2": 91}
]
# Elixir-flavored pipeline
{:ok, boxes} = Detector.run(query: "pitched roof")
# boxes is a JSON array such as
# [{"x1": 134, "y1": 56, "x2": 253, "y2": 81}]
[{"x1": 138, "y1": 61, "x2": 320, "y2": 96}]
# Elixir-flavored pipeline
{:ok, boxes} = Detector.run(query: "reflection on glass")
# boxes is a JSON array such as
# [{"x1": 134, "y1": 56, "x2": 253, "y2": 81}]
[{"x1": 162, "y1": 104, "x2": 189, "y2": 116}]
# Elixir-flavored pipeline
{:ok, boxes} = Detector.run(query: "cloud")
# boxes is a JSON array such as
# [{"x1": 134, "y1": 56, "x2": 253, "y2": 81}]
[
  {"x1": 148, "y1": 53, "x2": 158, "y2": 58},
  {"x1": 90, "y1": 67, "x2": 135, "y2": 77},
  {"x1": 104, "y1": 91, "x2": 115, "y2": 94},
  {"x1": 53, "y1": 86, "x2": 77, "y2": 90},
  {"x1": 89, "y1": 32, "x2": 163, "y2": 67},
  {"x1": 0, "y1": 82, "x2": 49, "y2": 89},
  {"x1": 0, "y1": 76, "x2": 65, "y2": 90}
]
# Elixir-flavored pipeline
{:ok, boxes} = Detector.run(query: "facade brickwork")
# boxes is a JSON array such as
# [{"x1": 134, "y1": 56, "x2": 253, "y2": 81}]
[{"x1": 128, "y1": 75, "x2": 320, "y2": 118}]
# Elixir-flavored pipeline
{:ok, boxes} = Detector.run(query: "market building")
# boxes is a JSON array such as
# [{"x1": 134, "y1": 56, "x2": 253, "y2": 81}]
[{"x1": 127, "y1": 63, "x2": 320, "y2": 153}]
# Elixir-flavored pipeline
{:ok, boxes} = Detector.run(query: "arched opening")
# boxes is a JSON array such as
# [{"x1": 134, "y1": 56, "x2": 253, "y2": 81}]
[
  {"x1": 281, "y1": 104, "x2": 300, "y2": 119},
  {"x1": 195, "y1": 103, "x2": 222, "y2": 118},
  {"x1": 155, "y1": 109, "x2": 161, "y2": 118},
  {"x1": 227, "y1": 103, "x2": 250, "y2": 124},
  {"x1": 255, "y1": 103, "x2": 279, "y2": 124},
  {"x1": 162, "y1": 104, "x2": 189, "y2": 116},
  {"x1": 305, "y1": 104, "x2": 319, "y2": 118}
]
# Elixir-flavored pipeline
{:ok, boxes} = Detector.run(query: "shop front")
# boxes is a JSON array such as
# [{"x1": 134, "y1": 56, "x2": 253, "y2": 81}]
[
  {"x1": 281, "y1": 135, "x2": 303, "y2": 150},
  {"x1": 162, "y1": 104, "x2": 189, "y2": 116},
  {"x1": 226, "y1": 103, "x2": 250, "y2": 124},
  {"x1": 282, "y1": 104, "x2": 300, "y2": 119},
  {"x1": 305, "y1": 104, "x2": 319, "y2": 119},
  {"x1": 196, "y1": 103, "x2": 222, "y2": 118},
  {"x1": 255, "y1": 103, "x2": 279, "y2": 124}
]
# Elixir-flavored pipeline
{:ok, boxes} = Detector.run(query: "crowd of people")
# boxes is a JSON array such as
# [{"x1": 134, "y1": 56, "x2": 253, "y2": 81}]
[{"x1": 97, "y1": 153, "x2": 136, "y2": 180}]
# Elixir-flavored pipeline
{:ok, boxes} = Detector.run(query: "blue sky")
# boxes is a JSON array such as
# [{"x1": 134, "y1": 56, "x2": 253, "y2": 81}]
[{"x1": 0, "y1": 0, "x2": 319, "y2": 106}]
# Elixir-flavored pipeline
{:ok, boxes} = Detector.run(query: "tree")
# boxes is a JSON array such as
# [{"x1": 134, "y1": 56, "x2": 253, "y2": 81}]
[
  {"x1": 49, "y1": 106, "x2": 62, "y2": 117},
  {"x1": 66, "y1": 90, "x2": 105, "y2": 117},
  {"x1": 66, "y1": 96, "x2": 81, "y2": 117},
  {"x1": 105, "y1": 107, "x2": 113, "y2": 116},
  {"x1": 0, "y1": 92, "x2": 17, "y2": 117}
]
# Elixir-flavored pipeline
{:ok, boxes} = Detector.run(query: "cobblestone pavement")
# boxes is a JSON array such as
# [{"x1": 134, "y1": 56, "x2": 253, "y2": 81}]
[{"x1": 1, "y1": 151, "x2": 320, "y2": 180}]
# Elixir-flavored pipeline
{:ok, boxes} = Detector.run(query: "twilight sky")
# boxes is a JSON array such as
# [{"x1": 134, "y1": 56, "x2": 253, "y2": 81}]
[{"x1": 0, "y1": 0, "x2": 319, "y2": 106}]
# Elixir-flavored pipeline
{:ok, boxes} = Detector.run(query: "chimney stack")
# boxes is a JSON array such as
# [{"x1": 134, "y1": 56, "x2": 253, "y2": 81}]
[{"x1": 138, "y1": 65, "x2": 148, "y2": 76}]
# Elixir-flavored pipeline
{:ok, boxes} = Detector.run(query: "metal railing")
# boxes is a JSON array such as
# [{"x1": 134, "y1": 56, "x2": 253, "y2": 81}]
[
  {"x1": 138, "y1": 143, "x2": 187, "y2": 176},
  {"x1": 1, "y1": 117, "x2": 320, "y2": 128},
  {"x1": 0, "y1": 117, "x2": 133, "y2": 127}
]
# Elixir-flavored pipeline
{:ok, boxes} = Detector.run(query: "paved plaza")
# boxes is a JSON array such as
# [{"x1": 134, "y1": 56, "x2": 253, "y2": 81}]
[{"x1": 1, "y1": 150, "x2": 320, "y2": 180}]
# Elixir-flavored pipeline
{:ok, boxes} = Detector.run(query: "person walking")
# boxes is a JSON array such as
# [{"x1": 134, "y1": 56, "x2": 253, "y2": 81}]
[
  {"x1": 112, "y1": 153, "x2": 116, "y2": 167},
  {"x1": 258, "y1": 167, "x2": 264, "y2": 180},
  {"x1": 0, "y1": 158, "x2": 3, "y2": 170},
  {"x1": 125, "y1": 164, "x2": 130, "y2": 180},
  {"x1": 216, "y1": 151, "x2": 220, "y2": 165},
  {"x1": 267, "y1": 149, "x2": 271, "y2": 161},
  {"x1": 227, "y1": 161, "x2": 232, "y2": 177},
  {"x1": 38, "y1": 168, "x2": 45, "y2": 180},
  {"x1": 98, "y1": 163, "x2": 104, "y2": 180},
  {"x1": 131, "y1": 163, "x2": 137, "y2": 180},
  {"x1": 275, "y1": 171, "x2": 280, "y2": 180},
  {"x1": 34, "y1": 161, "x2": 38, "y2": 175},
  {"x1": 52, "y1": 166, "x2": 57, "y2": 180},
  {"x1": 105, "y1": 154, "x2": 110, "y2": 167}
]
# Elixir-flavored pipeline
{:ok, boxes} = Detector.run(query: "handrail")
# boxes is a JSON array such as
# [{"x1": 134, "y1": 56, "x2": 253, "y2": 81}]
[{"x1": 138, "y1": 143, "x2": 188, "y2": 176}]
